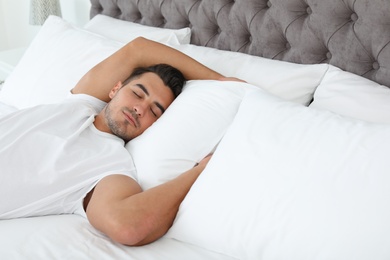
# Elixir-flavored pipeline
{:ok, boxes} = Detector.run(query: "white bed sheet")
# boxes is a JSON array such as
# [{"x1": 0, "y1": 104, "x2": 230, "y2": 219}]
[{"x1": 0, "y1": 214, "x2": 237, "y2": 260}]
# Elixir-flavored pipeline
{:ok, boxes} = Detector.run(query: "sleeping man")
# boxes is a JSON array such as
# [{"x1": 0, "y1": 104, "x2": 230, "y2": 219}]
[{"x1": 0, "y1": 37, "x2": 233, "y2": 246}]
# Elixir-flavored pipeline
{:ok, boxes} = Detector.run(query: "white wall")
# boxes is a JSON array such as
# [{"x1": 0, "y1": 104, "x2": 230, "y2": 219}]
[
  {"x1": 0, "y1": 0, "x2": 7, "y2": 50},
  {"x1": 0, "y1": 0, "x2": 91, "y2": 51}
]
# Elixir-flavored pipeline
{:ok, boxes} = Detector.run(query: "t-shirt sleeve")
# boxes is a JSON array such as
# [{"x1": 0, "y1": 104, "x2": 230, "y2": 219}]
[{"x1": 66, "y1": 93, "x2": 107, "y2": 113}]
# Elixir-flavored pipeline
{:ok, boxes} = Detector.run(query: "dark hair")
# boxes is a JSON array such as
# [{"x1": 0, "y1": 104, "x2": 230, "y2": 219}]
[{"x1": 123, "y1": 64, "x2": 185, "y2": 98}]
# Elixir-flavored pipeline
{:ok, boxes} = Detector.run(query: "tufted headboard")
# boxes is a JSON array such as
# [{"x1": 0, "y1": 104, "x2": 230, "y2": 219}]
[{"x1": 90, "y1": 0, "x2": 390, "y2": 88}]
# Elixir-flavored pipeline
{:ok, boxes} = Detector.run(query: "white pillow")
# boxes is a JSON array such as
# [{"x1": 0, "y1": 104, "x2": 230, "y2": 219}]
[
  {"x1": 310, "y1": 65, "x2": 390, "y2": 123},
  {"x1": 0, "y1": 16, "x2": 123, "y2": 109},
  {"x1": 0, "y1": 15, "x2": 190, "y2": 110},
  {"x1": 126, "y1": 80, "x2": 256, "y2": 190},
  {"x1": 84, "y1": 14, "x2": 191, "y2": 45},
  {"x1": 173, "y1": 44, "x2": 329, "y2": 105},
  {"x1": 167, "y1": 89, "x2": 390, "y2": 260}
]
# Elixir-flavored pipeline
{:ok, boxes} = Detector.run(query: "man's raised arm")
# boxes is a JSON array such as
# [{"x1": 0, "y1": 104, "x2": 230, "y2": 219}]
[{"x1": 72, "y1": 37, "x2": 223, "y2": 102}]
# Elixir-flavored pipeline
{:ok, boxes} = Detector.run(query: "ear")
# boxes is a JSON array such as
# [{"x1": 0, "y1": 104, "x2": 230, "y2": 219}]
[{"x1": 108, "y1": 81, "x2": 123, "y2": 99}]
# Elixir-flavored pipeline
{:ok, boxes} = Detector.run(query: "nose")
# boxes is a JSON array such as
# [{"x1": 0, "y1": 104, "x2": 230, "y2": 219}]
[{"x1": 133, "y1": 104, "x2": 144, "y2": 117}]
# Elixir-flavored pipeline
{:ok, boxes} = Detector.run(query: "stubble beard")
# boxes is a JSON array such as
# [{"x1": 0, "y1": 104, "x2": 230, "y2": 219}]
[{"x1": 104, "y1": 104, "x2": 133, "y2": 142}]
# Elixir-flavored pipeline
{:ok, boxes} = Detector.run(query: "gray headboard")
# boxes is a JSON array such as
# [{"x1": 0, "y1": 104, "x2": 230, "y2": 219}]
[{"x1": 90, "y1": 0, "x2": 390, "y2": 88}]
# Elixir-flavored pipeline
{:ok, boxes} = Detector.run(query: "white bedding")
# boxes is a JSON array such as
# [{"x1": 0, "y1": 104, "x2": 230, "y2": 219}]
[
  {"x1": 0, "y1": 215, "x2": 236, "y2": 260},
  {"x1": 2, "y1": 15, "x2": 390, "y2": 260},
  {"x1": 0, "y1": 97, "x2": 16, "y2": 115}
]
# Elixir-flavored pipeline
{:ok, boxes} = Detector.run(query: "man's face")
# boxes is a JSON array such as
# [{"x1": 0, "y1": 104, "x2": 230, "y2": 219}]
[{"x1": 100, "y1": 72, "x2": 175, "y2": 142}]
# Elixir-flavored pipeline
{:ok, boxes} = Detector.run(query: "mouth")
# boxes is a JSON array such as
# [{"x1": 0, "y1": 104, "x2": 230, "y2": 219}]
[{"x1": 123, "y1": 109, "x2": 139, "y2": 128}]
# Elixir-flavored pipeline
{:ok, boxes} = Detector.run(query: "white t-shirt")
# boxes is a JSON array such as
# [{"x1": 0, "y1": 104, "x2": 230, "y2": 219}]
[{"x1": 0, "y1": 94, "x2": 137, "y2": 219}]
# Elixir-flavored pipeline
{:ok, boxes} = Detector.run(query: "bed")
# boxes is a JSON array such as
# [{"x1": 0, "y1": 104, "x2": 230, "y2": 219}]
[{"x1": 1, "y1": 0, "x2": 390, "y2": 259}]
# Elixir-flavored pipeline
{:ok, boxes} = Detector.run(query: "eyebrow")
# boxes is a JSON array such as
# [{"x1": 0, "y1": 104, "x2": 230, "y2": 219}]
[
  {"x1": 135, "y1": 83, "x2": 166, "y2": 114},
  {"x1": 135, "y1": 83, "x2": 149, "y2": 95}
]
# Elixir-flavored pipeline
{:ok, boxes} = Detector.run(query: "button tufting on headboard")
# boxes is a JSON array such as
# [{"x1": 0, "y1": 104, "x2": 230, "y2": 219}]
[
  {"x1": 373, "y1": 62, "x2": 380, "y2": 70},
  {"x1": 350, "y1": 13, "x2": 358, "y2": 22},
  {"x1": 90, "y1": 0, "x2": 390, "y2": 88}
]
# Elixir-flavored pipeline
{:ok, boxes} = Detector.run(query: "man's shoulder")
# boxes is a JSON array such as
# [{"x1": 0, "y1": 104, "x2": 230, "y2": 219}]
[{"x1": 65, "y1": 93, "x2": 107, "y2": 113}]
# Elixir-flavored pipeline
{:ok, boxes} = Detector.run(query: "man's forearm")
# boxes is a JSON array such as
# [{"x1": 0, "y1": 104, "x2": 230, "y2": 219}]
[
  {"x1": 129, "y1": 37, "x2": 223, "y2": 81},
  {"x1": 73, "y1": 37, "x2": 222, "y2": 101},
  {"x1": 86, "y1": 156, "x2": 211, "y2": 246},
  {"x1": 129, "y1": 164, "x2": 205, "y2": 246}
]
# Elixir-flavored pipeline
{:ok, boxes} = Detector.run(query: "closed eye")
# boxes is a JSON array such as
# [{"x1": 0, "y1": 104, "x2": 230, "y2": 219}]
[
  {"x1": 150, "y1": 103, "x2": 163, "y2": 118},
  {"x1": 150, "y1": 108, "x2": 158, "y2": 117},
  {"x1": 133, "y1": 91, "x2": 142, "y2": 99}
]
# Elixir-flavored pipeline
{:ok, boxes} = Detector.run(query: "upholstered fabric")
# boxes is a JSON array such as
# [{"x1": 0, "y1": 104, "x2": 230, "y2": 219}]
[{"x1": 90, "y1": 0, "x2": 390, "y2": 88}]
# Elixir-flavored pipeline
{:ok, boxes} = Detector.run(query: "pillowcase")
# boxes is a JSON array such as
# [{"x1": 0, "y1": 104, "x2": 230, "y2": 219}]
[
  {"x1": 0, "y1": 16, "x2": 123, "y2": 109},
  {"x1": 0, "y1": 15, "x2": 190, "y2": 110},
  {"x1": 173, "y1": 44, "x2": 329, "y2": 105},
  {"x1": 84, "y1": 14, "x2": 191, "y2": 45},
  {"x1": 310, "y1": 65, "x2": 390, "y2": 123},
  {"x1": 167, "y1": 89, "x2": 390, "y2": 259},
  {"x1": 125, "y1": 80, "x2": 256, "y2": 190}
]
